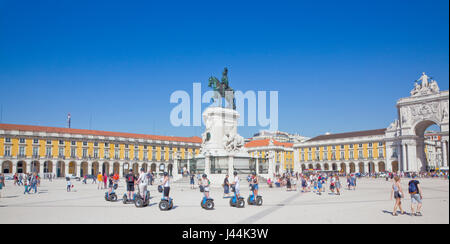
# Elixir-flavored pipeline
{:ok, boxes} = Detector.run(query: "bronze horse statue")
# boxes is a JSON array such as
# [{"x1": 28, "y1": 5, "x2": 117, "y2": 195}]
[{"x1": 208, "y1": 68, "x2": 236, "y2": 110}]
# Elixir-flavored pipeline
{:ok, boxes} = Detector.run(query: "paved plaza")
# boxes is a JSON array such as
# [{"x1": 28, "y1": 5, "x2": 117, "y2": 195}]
[{"x1": 0, "y1": 177, "x2": 448, "y2": 224}]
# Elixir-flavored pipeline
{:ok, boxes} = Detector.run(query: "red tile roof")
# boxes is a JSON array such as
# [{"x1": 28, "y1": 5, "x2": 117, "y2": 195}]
[
  {"x1": 306, "y1": 128, "x2": 386, "y2": 142},
  {"x1": 245, "y1": 139, "x2": 293, "y2": 148},
  {"x1": 0, "y1": 124, "x2": 202, "y2": 144}
]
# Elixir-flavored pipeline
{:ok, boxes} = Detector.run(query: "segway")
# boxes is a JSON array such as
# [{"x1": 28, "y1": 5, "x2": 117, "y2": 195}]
[
  {"x1": 105, "y1": 190, "x2": 118, "y2": 202},
  {"x1": 199, "y1": 185, "x2": 214, "y2": 210},
  {"x1": 229, "y1": 185, "x2": 245, "y2": 208},
  {"x1": 158, "y1": 185, "x2": 174, "y2": 211},
  {"x1": 134, "y1": 186, "x2": 151, "y2": 208},
  {"x1": 247, "y1": 184, "x2": 263, "y2": 206}
]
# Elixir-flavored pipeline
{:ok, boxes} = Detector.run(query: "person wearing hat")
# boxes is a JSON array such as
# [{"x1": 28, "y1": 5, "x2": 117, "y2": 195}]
[{"x1": 125, "y1": 169, "x2": 136, "y2": 200}]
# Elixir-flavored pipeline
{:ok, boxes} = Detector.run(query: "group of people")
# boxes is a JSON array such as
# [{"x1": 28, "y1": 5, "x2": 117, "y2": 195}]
[
  {"x1": 391, "y1": 174, "x2": 424, "y2": 217},
  {"x1": 123, "y1": 168, "x2": 171, "y2": 202}
]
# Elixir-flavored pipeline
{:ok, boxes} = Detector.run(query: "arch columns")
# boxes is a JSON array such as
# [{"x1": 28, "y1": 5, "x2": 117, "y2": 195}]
[
  {"x1": 442, "y1": 139, "x2": 449, "y2": 167},
  {"x1": 88, "y1": 163, "x2": 92, "y2": 176}
]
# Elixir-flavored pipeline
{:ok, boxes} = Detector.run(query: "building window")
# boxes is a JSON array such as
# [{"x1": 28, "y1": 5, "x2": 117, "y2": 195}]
[
  {"x1": 82, "y1": 149, "x2": 87, "y2": 158},
  {"x1": 94, "y1": 142, "x2": 99, "y2": 147},
  {"x1": 94, "y1": 149, "x2": 98, "y2": 158},
  {"x1": 349, "y1": 151, "x2": 354, "y2": 159},
  {"x1": 378, "y1": 142, "x2": 383, "y2": 147},
  {"x1": 368, "y1": 149, "x2": 373, "y2": 158},
  {"x1": 59, "y1": 140, "x2": 64, "y2": 145},
  {"x1": 368, "y1": 143, "x2": 373, "y2": 147},
  {"x1": 340, "y1": 145, "x2": 344, "y2": 149},
  {"x1": 46, "y1": 146, "x2": 52, "y2": 157},
  {"x1": 71, "y1": 141, "x2": 76, "y2": 146},
  {"x1": 33, "y1": 147, "x2": 39, "y2": 157},
  {"x1": 19, "y1": 146, "x2": 25, "y2": 156},
  {"x1": 144, "y1": 151, "x2": 148, "y2": 160},
  {"x1": 115, "y1": 144, "x2": 119, "y2": 148},
  {"x1": 59, "y1": 148, "x2": 64, "y2": 157},
  {"x1": 5, "y1": 138, "x2": 11, "y2": 143},
  {"x1": 323, "y1": 152, "x2": 328, "y2": 161},
  {"x1": 144, "y1": 145, "x2": 148, "y2": 150},
  {"x1": 134, "y1": 150, "x2": 139, "y2": 160},
  {"x1": 359, "y1": 150, "x2": 363, "y2": 158},
  {"x1": 19, "y1": 138, "x2": 25, "y2": 144},
  {"x1": 105, "y1": 143, "x2": 109, "y2": 147},
  {"x1": 350, "y1": 144, "x2": 353, "y2": 149},
  {"x1": 359, "y1": 143, "x2": 363, "y2": 148},
  {"x1": 378, "y1": 148, "x2": 384, "y2": 158},
  {"x1": 83, "y1": 142, "x2": 88, "y2": 146},
  {"x1": 104, "y1": 149, "x2": 109, "y2": 159},
  {"x1": 33, "y1": 139, "x2": 39, "y2": 144},
  {"x1": 125, "y1": 144, "x2": 129, "y2": 149},
  {"x1": 71, "y1": 148, "x2": 76, "y2": 158},
  {"x1": 115, "y1": 150, "x2": 120, "y2": 159},
  {"x1": 47, "y1": 140, "x2": 52, "y2": 145},
  {"x1": 340, "y1": 151, "x2": 345, "y2": 159},
  {"x1": 4, "y1": 146, "x2": 11, "y2": 156},
  {"x1": 332, "y1": 146, "x2": 336, "y2": 150},
  {"x1": 125, "y1": 151, "x2": 129, "y2": 160}
]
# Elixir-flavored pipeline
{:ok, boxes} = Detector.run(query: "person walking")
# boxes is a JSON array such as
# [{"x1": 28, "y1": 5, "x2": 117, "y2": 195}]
[
  {"x1": 391, "y1": 176, "x2": 405, "y2": 216},
  {"x1": 408, "y1": 175, "x2": 423, "y2": 216}
]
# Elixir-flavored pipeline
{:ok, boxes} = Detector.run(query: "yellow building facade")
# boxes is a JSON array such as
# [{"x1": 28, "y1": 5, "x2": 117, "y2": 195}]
[{"x1": 0, "y1": 124, "x2": 201, "y2": 177}]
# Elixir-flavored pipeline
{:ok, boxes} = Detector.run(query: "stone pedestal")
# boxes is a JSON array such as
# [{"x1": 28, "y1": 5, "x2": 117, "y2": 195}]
[{"x1": 197, "y1": 107, "x2": 256, "y2": 185}]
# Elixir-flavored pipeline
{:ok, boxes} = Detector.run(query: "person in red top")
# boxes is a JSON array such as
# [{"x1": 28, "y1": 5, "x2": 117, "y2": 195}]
[{"x1": 103, "y1": 173, "x2": 107, "y2": 189}]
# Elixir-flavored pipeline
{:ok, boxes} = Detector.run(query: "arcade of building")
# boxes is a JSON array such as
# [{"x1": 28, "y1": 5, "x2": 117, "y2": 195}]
[{"x1": 1, "y1": 73, "x2": 449, "y2": 177}]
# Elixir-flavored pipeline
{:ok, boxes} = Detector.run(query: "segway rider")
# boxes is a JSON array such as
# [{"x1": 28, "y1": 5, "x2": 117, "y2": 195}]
[
  {"x1": 200, "y1": 174, "x2": 211, "y2": 199},
  {"x1": 161, "y1": 172, "x2": 170, "y2": 199},
  {"x1": 108, "y1": 174, "x2": 114, "y2": 195},
  {"x1": 252, "y1": 173, "x2": 259, "y2": 197},
  {"x1": 125, "y1": 169, "x2": 136, "y2": 199},
  {"x1": 137, "y1": 168, "x2": 148, "y2": 201},
  {"x1": 232, "y1": 171, "x2": 241, "y2": 198}
]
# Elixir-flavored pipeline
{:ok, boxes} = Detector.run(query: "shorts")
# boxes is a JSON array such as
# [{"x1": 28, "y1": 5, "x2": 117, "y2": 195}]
[
  {"x1": 394, "y1": 191, "x2": 402, "y2": 199},
  {"x1": 330, "y1": 185, "x2": 335, "y2": 190},
  {"x1": 411, "y1": 194, "x2": 422, "y2": 204},
  {"x1": 203, "y1": 187, "x2": 210, "y2": 192},
  {"x1": 139, "y1": 185, "x2": 147, "y2": 195},
  {"x1": 127, "y1": 184, "x2": 135, "y2": 192},
  {"x1": 163, "y1": 187, "x2": 170, "y2": 197},
  {"x1": 253, "y1": 184, "x2": 259, "y2": 190},
  {"x1": 234, "y1": 186, "x2": 240, "y2": 195}
]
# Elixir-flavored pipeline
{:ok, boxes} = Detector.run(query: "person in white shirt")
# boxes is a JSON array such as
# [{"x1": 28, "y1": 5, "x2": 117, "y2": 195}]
[
  {"x1": 137, "y1": 168, "x2": 148, "y2": 200},
  {"x1": 232, "y1": 171, "x2": 240, "y2": 198}
]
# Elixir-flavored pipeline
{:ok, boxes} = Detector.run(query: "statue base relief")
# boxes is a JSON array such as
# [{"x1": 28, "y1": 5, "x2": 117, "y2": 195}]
[{"x1": 193, "y1": 106, "x2": 256, "y2": 185}]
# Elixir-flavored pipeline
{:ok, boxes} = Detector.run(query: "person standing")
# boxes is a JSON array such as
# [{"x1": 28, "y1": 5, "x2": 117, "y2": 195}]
[
  {"x1": 335, "y1": 175, "x2": 341, "y2": 195},
  {"x1": 391, "y1": 176, "x2": 405, "y2": 216},
  {"x1": 190, "y1": 173, "x2": 195, "y2": 189},
  {"x1": 103, "y1": 173, "x2": 108, "y2": 190},
  {"x1": 223, "y1": 175, "x2": 230, "y2": 197},
  {"x1": 66, "y1": 177, "x2": 72, "y2": 192},
  {"x1": 408, "y1": 176, "x2": 423, "y2": 216},
  {"x1": 97, "y1": 173, "x2": 103, "y2": 190},
  {"x1": 0, "y1": 173, "x2": 4, "y2": 199}
]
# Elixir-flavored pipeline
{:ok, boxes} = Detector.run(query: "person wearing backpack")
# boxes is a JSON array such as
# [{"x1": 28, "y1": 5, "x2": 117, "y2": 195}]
[
  {"x1": 125, "y1": 169, "x2": 136, "y2": 200},
  {"x1": 408, "y1": 175, "x2": 423, "y2": 216}
]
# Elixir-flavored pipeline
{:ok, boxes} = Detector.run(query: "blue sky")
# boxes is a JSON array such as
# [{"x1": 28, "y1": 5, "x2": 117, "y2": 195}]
[{"x1": 0, "y1": 0, "x2": 448, "y2": 138}]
